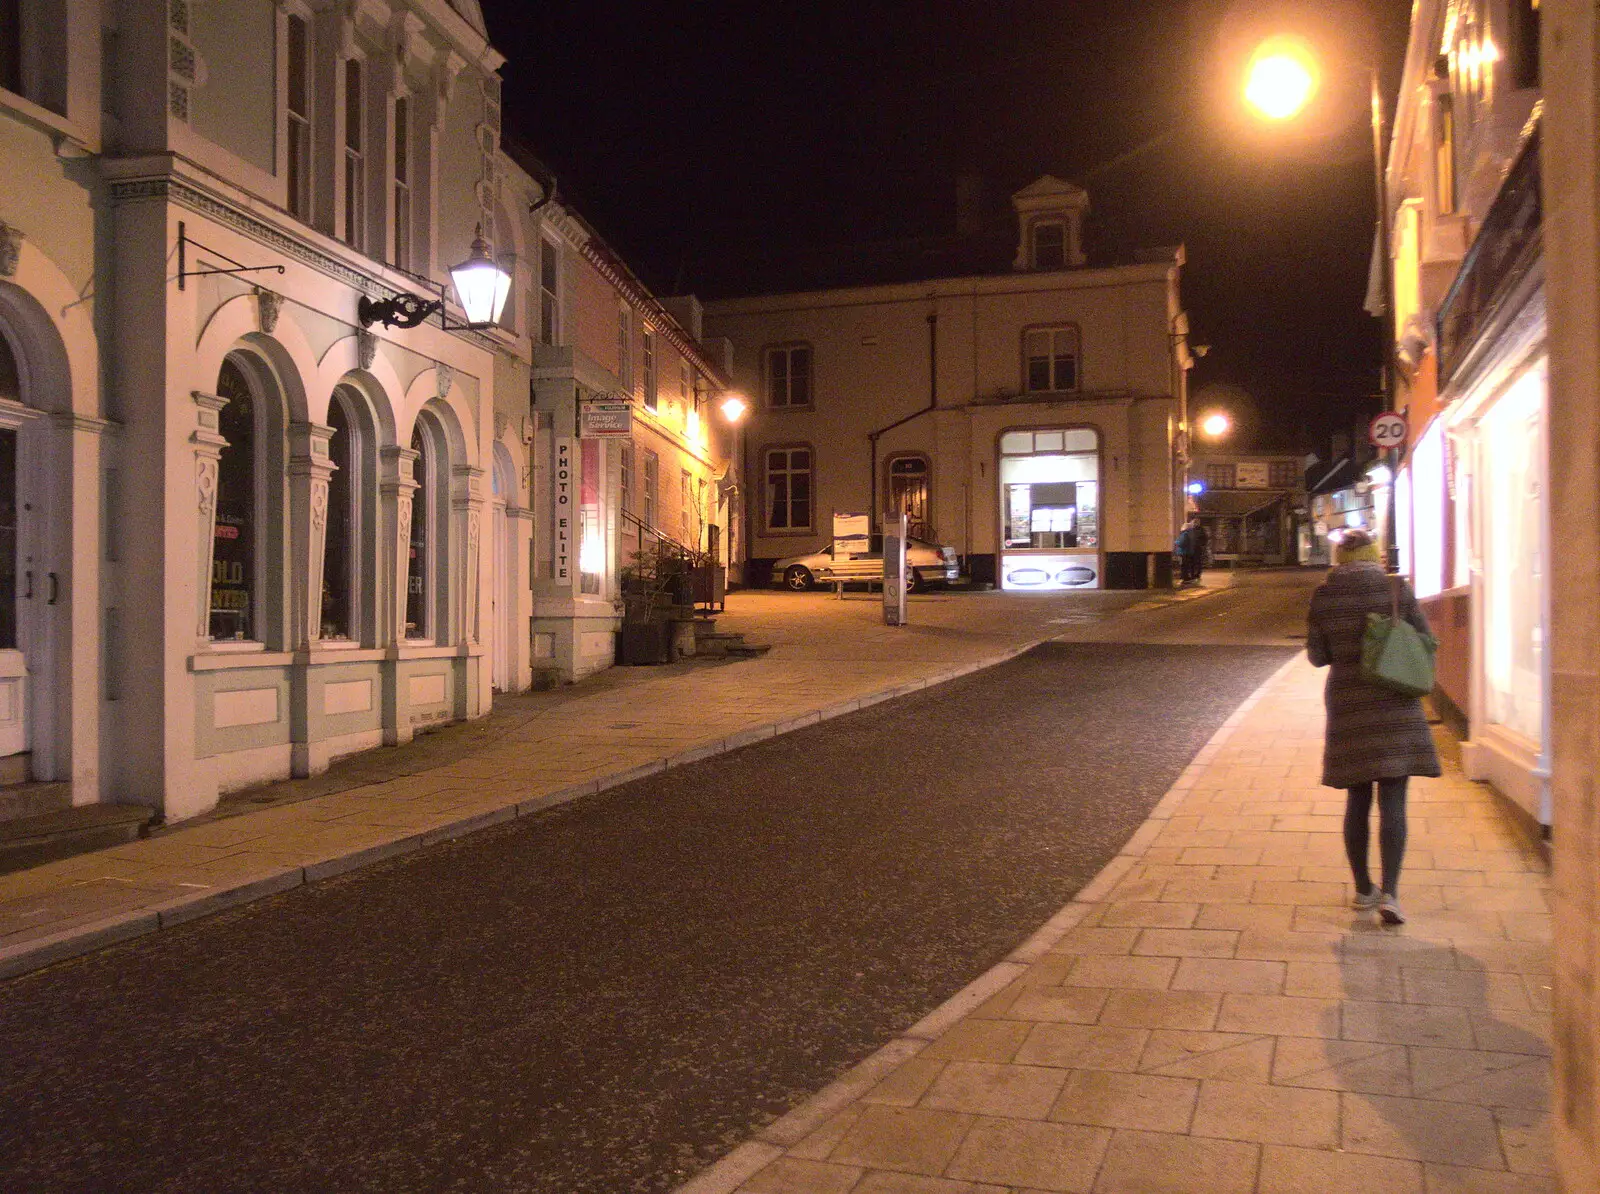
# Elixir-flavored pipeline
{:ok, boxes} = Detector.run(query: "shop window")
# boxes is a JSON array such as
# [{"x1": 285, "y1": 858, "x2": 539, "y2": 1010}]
[
  {"x1": 642, "y1": 328, "x2": 657, "y2": 412},
  {"x1": 1268, "y1": 461, "x2": 1298, "y2": 489},
  {"x1": 405, "y1": 425, "x2": 431, "y2": 639},
  {"x1": 322, "y1": 397, "x2": 356, "y2": 638},
  {"x1": 1023, "y1": 327, "x2": 1079, "y2": 393},
  {"x1": 887, "y1": 455, "x2": 931, "y2": 540},
  {"x1": 1410, "y1": 421, "x2": 1446, "y2": 599},
  {"x1": 1479, "y1": 365, "x2": 1546, "y2": 744},
  {"x1": 1031, "y1": 221, "x2": 1066, "y2": 270},
  {"x1": 765, "y1": 446, "x2": 813, "y2": 531},
  {"x1": 539, "y1": 237, "x2": 560, "y2": 345},
  {"x1": 1000, "y1": 428, "x2": 1099, "y2": 552},
  {"x1": 392, "y1": 95, "x2": 411, "y2": 271},
  {"x1": 580, "y1": 440, "x2": 602, "y2": 595},
  {"x1": 764, "y1": 344, "x2": 813, "y2": 409},
  {"x1": 1205, "y1": 463, "x2": 1236, "y2": 490},
  {"x1": 211, "y1": 359, "x2": 258, "y2": 641},
  {"x1": 342, "y1": 58, "x2": 364, "y2": 251}
]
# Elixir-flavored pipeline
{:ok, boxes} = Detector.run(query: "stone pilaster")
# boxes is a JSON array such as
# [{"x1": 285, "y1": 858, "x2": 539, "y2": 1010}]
[
  {"x1": 287, "y1": 422, "x2": 335, "y2": 652},
  {"x1": 452, "y1": 464, "x2": 486, "y2": 644},
  {"x1": 190, "y1": 391, "x2": 228, "y2": 644},
  {"x1": 380, "y1": 444, "x2": 420, "y2": 645}
]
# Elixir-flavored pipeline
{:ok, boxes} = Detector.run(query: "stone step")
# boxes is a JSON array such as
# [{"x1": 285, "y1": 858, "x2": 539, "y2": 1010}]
[
  {"x1": 0, "y1": 803, "x2": 158, "y2": 877},
  {"x1": 0, "y1": 780, "x2": 73, "y2": 822}
]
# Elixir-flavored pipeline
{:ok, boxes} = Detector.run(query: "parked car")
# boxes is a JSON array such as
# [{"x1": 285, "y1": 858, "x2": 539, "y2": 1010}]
[{"x1": 772, "y1": 536, "x2": 960, "y2": 592}]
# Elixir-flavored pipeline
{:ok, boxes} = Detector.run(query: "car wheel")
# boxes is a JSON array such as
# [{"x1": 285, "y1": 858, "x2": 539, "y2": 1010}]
[
  {"x1": 784, "y1": 565, "x2": 814, "y2": 592},
  {"x1": 904, "y1": 568, "x2": 923, "y2": 594}
]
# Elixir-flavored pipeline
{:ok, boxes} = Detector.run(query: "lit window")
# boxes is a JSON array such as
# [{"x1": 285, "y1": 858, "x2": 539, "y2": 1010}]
[
  {"x1": 764, "y1": 345, "x2": 813, "y2": 409},
  {"x1": 1023, "y1": 327, "x2": 1080, "y2": 393},
  {"x1": 323, "y1": 396, "x2": 356, "y2": 638},
  {"x1": 765, "y1": 447, "x2": 813, "y2": 531}
]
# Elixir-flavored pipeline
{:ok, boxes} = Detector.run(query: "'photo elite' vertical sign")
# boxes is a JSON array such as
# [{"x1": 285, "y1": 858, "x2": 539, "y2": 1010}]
[{"x1": 554, "y1": 437, "x2": 573, "y2": 584}]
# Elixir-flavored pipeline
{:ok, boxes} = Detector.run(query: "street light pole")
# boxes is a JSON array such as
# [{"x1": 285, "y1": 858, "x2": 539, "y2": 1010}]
[{"x1": 1368, "y1": 66, "x2": 1401, "y2": 573}]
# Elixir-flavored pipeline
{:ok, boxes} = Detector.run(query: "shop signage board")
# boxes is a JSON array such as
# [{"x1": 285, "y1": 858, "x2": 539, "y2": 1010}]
[
  {"x1": 1235, "y1": 462, "x2": 1270, "y2": 489},
  {"x1": 833, "y1": 511, "x2": 870, "y2": 558},
  {"x1": 882, "y1": 511, "x2": 907, "y2": 626},
  {"x1": 1369, "y1": 412, "x2": 1408, "y2": 450},
  {"x1": 580, "y1": 401, "x2": 632, "y2": 439}
]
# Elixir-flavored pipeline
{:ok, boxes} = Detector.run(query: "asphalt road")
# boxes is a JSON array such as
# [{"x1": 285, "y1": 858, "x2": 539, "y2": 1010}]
[{"x1": 0, "y1": 581, "x2": 1310, "y2": 1194}]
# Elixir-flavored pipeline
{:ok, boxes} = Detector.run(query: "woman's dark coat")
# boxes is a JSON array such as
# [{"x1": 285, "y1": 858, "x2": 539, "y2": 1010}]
[{"x1": 1306, "y1": 561, "x2": 1442, "y2": 789}]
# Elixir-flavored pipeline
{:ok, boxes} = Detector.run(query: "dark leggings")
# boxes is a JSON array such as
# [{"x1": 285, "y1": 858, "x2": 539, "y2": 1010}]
[{"x1": 1344, "y1": 777, "x2": 1409, "y2": 896}]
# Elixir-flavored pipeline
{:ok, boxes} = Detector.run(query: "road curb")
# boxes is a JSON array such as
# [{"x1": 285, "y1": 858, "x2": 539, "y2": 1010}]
[
  {"x1": 670, "y1": 648, "x2": 1304, "y2": 1194},
  {"x1": 0, "y1": 638, "x2": 1047, "y2": 983}
]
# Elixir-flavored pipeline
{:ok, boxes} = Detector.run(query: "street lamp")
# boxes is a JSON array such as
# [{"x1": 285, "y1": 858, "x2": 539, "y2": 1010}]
[
  {"x1": 358, "y1": 225, "x2": 512, "y2": 331},
  {"x1": 1199, "y1": 410, "x2": 1233, "y2": 440},
  {"x1": 719, "y1": 393, "x2": 748, "y2": 424},
  {"x1": 1242, "y1": 35, "x2": 1396, "y2": 567}
]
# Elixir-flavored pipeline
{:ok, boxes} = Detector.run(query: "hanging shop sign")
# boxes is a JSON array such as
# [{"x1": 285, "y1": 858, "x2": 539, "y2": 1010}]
[
  {"x1": 1369, "y1": 412, "x2": 1408, "y2": 451},
  {"x1": 580, "y1": 401, "x2": 633, "y2": 439}
]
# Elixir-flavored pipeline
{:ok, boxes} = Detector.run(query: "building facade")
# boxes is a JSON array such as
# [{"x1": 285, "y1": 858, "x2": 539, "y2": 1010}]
[
  {"x1": 2, "y1": 0, "x2": 506, "y2": 822},
  {"x1": 491, "y1": 149, "x2": 735, "y2": 683},
  {"x1": 1384, "y1": 0, "x2": 1549, "y2": 826},
  {"x1": 703, "y1": 178, "x2": 1193, "y2": 593},
  {"x1": 1186, "y1": 452, "x2": 1306, "y2": 567}
]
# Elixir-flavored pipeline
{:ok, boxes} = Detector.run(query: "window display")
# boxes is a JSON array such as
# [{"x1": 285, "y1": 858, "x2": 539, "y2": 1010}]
[
  {"x1": 998, "y1": 427, "x2": 1099, "y2": 590},
  {"x1": 211, "y1": 359, "x2": 256, "y2": 641},
  {"x1": 1478, "y1": 362, "x2": 1546, "y2": 745}
]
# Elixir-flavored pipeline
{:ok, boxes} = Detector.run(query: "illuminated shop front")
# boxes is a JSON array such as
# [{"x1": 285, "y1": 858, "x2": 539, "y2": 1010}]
[
  {"x1": 1433, "y1": 129, "x2": 1550, "y2": 824},
  {"x1": 999, "y1": 427, "x2": 1100, "y2": 590}
]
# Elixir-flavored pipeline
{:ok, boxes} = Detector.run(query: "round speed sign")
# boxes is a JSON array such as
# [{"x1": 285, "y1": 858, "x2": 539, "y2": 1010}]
[{"x1": 1369, "y1": 412, "x2": 1407, "y2": 450}]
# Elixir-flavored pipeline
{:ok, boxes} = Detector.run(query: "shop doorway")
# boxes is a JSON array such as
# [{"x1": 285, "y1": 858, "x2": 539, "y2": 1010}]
[{"x1": 887, "y1": 454, "x2": 931, "y2": 540}]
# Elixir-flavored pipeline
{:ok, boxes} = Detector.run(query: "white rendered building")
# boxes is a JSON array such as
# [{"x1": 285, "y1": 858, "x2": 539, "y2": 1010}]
[
  {"x1": 702, "y1": 178, "x2": 1195, "y2": 592},
  {"x1": 2, "y1": 0, "x2": 508, "y2": 821}
]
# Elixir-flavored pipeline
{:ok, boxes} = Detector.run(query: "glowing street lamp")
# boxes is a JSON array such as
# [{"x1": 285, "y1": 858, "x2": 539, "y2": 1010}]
[
  {"x1": 359, "y1": 224, "x2": 512, "y2": 330},
  {"x1": 1199, "y1": 411, "x2": 1233, "y2": 440},
  {"x1": 1243, "y1": 36, "x2": 1321, "y2": 121},
  {"x1": 720, "y1": 393, "x2": 749, "y2": 424}
]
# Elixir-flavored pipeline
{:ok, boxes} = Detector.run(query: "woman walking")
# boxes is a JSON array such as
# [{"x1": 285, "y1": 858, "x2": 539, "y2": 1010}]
[{"x1": 1306, "y1": 530, "x2": 1440, "y2": 924}]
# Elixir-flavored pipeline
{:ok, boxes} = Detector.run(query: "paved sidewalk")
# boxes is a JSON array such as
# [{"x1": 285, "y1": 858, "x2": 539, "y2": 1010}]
[
  {"x1": 682, "y1": 655, "x2": 1555, "y2": 1194},
  {"x1": 0, "y1": 586, "x2": 1190, "y2": 981}
]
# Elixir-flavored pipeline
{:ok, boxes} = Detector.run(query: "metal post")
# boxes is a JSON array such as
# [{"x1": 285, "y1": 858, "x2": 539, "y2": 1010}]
[{"x1": 1370, "y1": 66, "x2": 1401, "y2": 573}]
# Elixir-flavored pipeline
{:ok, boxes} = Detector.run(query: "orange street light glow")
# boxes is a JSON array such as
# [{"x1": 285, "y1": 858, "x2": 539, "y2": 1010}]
[
  {"x1": 1200, "y1": 411, "x2": 1232, "y2": 439},
  {"x1": 1244, "y1": 37, "x2": 1321, "y2": 121},
  {"x1": 720, "y1": 394, "x2": 748, "y2": 423}
]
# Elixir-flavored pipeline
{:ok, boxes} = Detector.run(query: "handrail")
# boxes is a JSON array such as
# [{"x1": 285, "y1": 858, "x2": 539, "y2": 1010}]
[{"x1": 619, "y1": 507, "x2": 707, "y2": 565}]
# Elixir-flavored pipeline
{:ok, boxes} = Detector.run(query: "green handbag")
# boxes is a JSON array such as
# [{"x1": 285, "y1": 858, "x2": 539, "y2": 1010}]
[{"x1": 1360, "y1": 576, "x2": 1438, "y2": 697}]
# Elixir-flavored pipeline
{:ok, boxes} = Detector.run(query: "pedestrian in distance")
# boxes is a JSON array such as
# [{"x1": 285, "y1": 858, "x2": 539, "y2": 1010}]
[
  {"x1": 1305, "y1": 529, "x2": 1441, "y2": 925},
  {"x1": 1175, "y1": 516, "x2": 1207, "y2": 585}
]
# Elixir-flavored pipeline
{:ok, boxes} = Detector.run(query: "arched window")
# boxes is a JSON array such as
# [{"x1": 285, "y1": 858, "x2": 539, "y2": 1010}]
[
  {"x1": 323, "y1": 396, "x2": 354, "y2": 639},
  {"x1": 405, "y1": 424, "x2": 431, "y2": 639},
  {"x1": 211, "y1": 358, "x2": 257, "y2": 640}
]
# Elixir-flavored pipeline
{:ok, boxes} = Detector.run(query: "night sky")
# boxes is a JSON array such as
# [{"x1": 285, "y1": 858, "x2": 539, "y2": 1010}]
[{"x1": 481, "y1": 0, "x2": 1412, "y2": 455}]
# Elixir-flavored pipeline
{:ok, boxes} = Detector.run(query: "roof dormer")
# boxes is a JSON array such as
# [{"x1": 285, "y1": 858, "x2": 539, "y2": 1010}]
[{"x1": 1012, "y1": 175, "x2": 1089, "y2": 271}]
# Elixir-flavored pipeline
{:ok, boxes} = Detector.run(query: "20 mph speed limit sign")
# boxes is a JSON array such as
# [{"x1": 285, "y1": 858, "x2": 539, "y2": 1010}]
[{"x1": 1369, "y1": 412, "x2": 1408, "y2": 450}]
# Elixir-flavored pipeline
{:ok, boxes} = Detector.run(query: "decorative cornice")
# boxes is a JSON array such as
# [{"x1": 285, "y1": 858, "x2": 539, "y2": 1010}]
[
  {"x1": 49, "y1": 410, "x2": 120, "y2": 435},
  {"x1": 575, "y1": 237, "x2": 729, "y2": 390}
]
